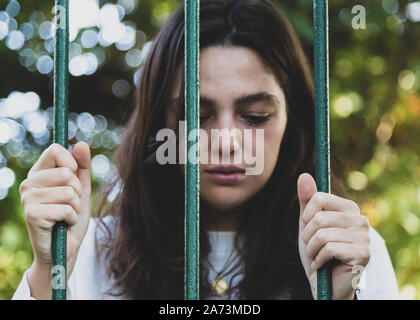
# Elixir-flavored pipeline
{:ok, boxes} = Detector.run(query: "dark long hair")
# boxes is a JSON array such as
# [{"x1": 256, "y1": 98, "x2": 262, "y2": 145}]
[{"x1": 94, "y1": 0, "x2": 348, "y2": 299}]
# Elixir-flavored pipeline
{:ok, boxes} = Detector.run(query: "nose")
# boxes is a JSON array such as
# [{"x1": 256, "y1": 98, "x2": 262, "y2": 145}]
[{"x1": 210, "y1": 115, "x2": 242, "y2": 162}]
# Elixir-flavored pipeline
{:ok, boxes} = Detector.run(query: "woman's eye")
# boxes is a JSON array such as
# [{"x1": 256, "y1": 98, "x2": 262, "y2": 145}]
[
  {"x1": 242, "y1": 114, "x2": 270, "y2": 126},
  {"x1": 200, "y1": 115, "x2": 211, "y2": 125}
]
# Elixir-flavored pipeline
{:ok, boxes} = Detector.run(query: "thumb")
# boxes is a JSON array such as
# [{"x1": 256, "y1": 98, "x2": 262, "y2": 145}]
[
  {"x1": 297, "y1": 173, "x2": 318, "y2": 279},
  {"x1": 297, "y1": 173, "x2": 317, "y2": 218},
  {"x1": 71, "y1": 141, "x2": 91, "y2": 195}
]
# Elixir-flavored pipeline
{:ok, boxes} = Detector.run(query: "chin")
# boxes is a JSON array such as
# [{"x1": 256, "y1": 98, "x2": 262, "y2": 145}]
[{"x1": 201, "y1": 190, "x2": 250, "y2": 211}]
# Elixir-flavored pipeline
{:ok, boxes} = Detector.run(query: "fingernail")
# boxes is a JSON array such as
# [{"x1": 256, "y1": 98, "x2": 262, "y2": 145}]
[{"x1": 311, "y1": 260, "x2": 318, "y2": 270}]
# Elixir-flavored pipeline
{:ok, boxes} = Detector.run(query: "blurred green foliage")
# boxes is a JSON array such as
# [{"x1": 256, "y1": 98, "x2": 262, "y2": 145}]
[{"x1": 0, "y1": 0, "x2": 419, "y2": 299}]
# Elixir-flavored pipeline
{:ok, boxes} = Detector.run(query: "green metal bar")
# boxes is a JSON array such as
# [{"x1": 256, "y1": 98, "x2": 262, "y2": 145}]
[
  {"x1": 184, "y1": 0, "x2": 200, "y2": 300},
  {"x1": 52, "y1": 0, "x2": 69, "y2": 300},
  {"x1": 313, "y1": 0, "x2": 332, "y2": 300}
]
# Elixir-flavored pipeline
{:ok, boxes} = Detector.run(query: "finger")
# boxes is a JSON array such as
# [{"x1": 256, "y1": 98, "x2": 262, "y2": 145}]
[
  {"x1": 23, "y1": 186, "x2": 81, "y2": 214},
  {"x1": 302, "y1": 192, "x2": 360, "y2": 225},
  {"x1": 20, "y1": 167, "x2": 83, "y2": 198},
  {"x1": 71, "y1": 142, "x2": 91, "y2": 194},
  {"x1": 28, "y1": 143, "x2": 78, "y2": 178},
  {"x1": 301, "y1": 211, "x2": 368, "y2": 244},
  {"x1": 312, "y1": 242, "x2": 370, "y2": 270},
  {"x1": 305, "y1": 228, "x2": 368, "y2": 261},
  {"x1": 297, "y1": 173, "x2": 317, "y2": 216},
  {"x1": 25, "y1": 203, "x2": 79, "y2": 228}
]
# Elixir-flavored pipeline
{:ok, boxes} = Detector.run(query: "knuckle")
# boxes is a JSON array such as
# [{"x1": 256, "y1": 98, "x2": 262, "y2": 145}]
[
  {"x1": 20, "y1": 192, "x2": 30, "y2": 209},
  {"x1": 356, "y1": 231, "x2": 370, "y2": 246},
  {"x1": 312, "y1": 192, "x2": 321, "y2": 200},
  {"x1": 48, "y1": 143, "x2": 61, "y2": 158},
  {"x1": 305, "y1": 245, "x2": 312, "y2": 258},
  {"x1": 324, "y1": 242, "x2": 334, "y2": 256},
  {"x1": 19, "y1": 179, "x2": 28, "y2": 194},
  {"x1": 68, "y1": 189, "x2": 81, "y2": 212},
  {"x1": 74, "y1": 197, "x2": 81, "y2": 212},
  {"x1": 360, "y1": 246, "x2": 371, "y2": 265},
  {"x1": 301, "y1": 232, "x2": 308, "y2": 244},
  {"x1": 20, "y1": 188, "x2": 29, "y2": 206},
  {"x1": 315, "y1": 228, "x2": 327, "y2": 243},
  {"x1": 301, "y1": 227, "x2": 310, "y2": 243},
  {"x1": 64, "y1": 205, "x2": 78, "y2": 223},
  {"x1": 27, "y1": 167, "x2": 34, "y2": 178},
  {"x1": 314, "y1": 212, "x2": 326, "y2": 227},
  {"x1": 64, "y1": 204, "x2": 74, "y2": 215},
  {"x1": 25, "y1": 204, "x2": 39, "y2": 223},
  {"x1": 359, "y1": 215, "x2": 370, "y2": 230},
  {"x1": 63, "y1": 186, "x2": 76, "y2": 199},
  {"x1": 363, "y1": 232, "x2": 371, "y2": 246},
  {"x1": 59, "y1": 167, "x2": 73, "y2": 182},
  {"x1": 312, "y1": 192, "x2": 324, "y2": 205},
  {"x1": 21, "y1": 189, "x2": 35, "y2": 211},
  {"x1": 348, "y1": 200, "x2": 360, "y2": 213}
]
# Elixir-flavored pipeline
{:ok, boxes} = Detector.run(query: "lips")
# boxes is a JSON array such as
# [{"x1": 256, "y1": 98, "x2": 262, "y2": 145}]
[
  {"x1": 206, "y1": 165, "x2": 246, "y2": 174},
  {"x1": 205, "y1": 166, "x2": 246, "y2": 184}
]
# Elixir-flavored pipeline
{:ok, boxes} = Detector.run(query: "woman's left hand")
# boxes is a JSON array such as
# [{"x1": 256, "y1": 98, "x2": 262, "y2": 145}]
[{"x1": 297, "y1": 173, "x2": 371, "y2": 300}]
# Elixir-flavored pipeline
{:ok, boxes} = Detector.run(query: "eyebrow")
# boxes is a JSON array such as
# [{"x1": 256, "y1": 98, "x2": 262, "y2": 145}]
[{"x1": 200, "y1": 92, "x2": 281, "y2": 109}]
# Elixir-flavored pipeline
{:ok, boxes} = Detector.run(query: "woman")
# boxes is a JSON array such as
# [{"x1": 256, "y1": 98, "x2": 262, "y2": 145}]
[{"x1": 13, "y1": 0, "x2": 399, "y2": 300}]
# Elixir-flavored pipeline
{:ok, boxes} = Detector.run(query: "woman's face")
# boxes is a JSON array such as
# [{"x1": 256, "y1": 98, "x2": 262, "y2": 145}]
[{"x1": 169, "y1": 46, "x2": 288, "y2": 212}]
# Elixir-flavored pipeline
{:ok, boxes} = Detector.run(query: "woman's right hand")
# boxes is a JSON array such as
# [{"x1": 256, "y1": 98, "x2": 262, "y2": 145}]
[{"x1": 19, "y1": 142, "x2": 91, "y2": 298}]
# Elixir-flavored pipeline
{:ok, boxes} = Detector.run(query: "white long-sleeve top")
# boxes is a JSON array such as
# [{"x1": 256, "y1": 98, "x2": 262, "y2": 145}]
[{"x1": 12, "y1": 216, "x2": 400, "y2": 300}]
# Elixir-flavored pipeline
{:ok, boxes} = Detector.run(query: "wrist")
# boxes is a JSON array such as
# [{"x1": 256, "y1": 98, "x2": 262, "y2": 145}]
[
  {"x1": 28, "y1": 261, "x2": 52, "y2": 300},
  {"x1": 31, "y1": 259, "x2": 52, "y2": 276}
]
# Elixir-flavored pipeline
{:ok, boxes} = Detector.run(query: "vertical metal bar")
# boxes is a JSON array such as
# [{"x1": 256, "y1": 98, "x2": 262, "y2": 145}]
[
  {"x1": 313, "y1": 0, "x2": 332, "y2": 300},
  {"x1": 184, "y1": 0, "x2": 200, "y2": 300},
  {"x1": 52, "y1": 0, "x2": 69, "y2": 300}
]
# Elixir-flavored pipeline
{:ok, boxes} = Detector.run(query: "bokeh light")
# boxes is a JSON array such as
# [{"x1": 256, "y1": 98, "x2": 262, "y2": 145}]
[
  {"x1": 6, "y1": 30, "x2": 24, "y2": 50},
  {"x1": 382, "y1": 0, "x2": 399, "y2": 14},
  {"x1": 81, "y1": 29, "x2": 98, "y2": 49},
  {"x1": 5, "y1": 1, "x2": 20, "y2": 18},
  {"x1": 112, "y1": 79, "x2": 130, "y2": 98},
  {"x1": 0, "y1": 168, "x2": 15, "y2": 189},
  {"x1": 36, "y1": 55, "x2": 54, "y2": 74},
  {"x1": 407, "y1": 2, "x2": 420, "y2": 22},
  {"x1": 0, "y1": 0, "x2": 150, "y2": 79},
  {"x1": 347, "y1": 171, "x2": 369, "y2": 191},
  {"x1": 399, "y1": 70, "x2": 416, "y2": 91}
]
